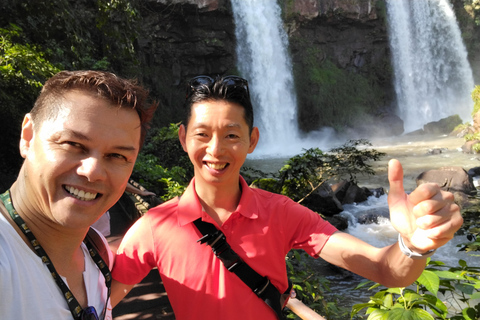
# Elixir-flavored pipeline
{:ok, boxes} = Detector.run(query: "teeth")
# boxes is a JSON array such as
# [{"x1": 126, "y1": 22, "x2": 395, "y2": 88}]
[
  {"x1": 65, "y1": 186, "x2": 97, "y2": 201},
  {"x1": 207, "y1": 163, "x2": 227, "y2": 170}
]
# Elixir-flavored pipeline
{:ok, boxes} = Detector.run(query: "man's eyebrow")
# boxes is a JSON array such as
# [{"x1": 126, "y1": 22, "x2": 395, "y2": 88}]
[
  {"x1": 112, "y1": 145, "x2": 138, "y2": 152},
  {"x1": 191, "y1": 123, "x2": 243, "y2": 129},
  {"x1": 60, "y1": 128, "x2": 90, "y2": 141},
  {"x1": 62, "y1": 128, "x2": 138, "y2": 152},
  {"x1": 226, "y1": 123, "x2": 242, "y2": 129}
]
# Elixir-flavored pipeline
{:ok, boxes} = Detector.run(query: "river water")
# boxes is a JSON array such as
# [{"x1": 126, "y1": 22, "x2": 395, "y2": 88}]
[{"x1": 245, "y1": 133, "x2": 478, "y2": 312}]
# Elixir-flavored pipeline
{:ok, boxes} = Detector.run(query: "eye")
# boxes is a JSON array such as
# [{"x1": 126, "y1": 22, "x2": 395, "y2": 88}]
[
  {"x1": 226, "y1": 133, "x2": 240, "y2": 139},
  {"x1": 107, "y1": 153, "x2": 128, "y2": 161},
  {"x1": 65, "y1": 141, "x2": 82, "y2": 147},
  {"x1": 62, "y1": 141, "x2": 85, "y2": 152},
  {"x1": 194, "y1": 131, "x2": 209, "y2": 138}
]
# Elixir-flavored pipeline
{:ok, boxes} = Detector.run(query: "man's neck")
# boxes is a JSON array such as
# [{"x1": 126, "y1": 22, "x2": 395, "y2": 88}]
[
  {"x1": 194, "y1": 178, "x2": 242, "y2": 226},
  {"x1": 7, "y1": 181, "x2": 88, "y2": 271}
]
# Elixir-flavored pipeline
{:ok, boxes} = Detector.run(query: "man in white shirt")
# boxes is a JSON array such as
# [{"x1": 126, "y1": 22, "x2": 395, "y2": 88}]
[{"x1": 0, "y1": 70, "x2": 157, "y2": 320}]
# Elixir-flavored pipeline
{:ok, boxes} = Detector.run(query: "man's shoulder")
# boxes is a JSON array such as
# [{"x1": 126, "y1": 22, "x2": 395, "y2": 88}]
[
  {"x1": 248, "y1": 185, "x2": 292, "y2": 202},
  {"x1": 0, "y1": 213, "x2": 19, "y2": 249},
  {"x1": 144, "y1": 196, "x2": 180, "y2": 218}
]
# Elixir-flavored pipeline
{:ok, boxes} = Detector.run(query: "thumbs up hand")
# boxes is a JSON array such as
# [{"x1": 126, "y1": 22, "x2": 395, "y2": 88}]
[{"x1": 387, "y1": 159, "x2": 463, "y2": 253}]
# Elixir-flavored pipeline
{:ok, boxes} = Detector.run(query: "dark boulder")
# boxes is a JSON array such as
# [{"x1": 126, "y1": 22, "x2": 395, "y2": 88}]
[
  {"x1": 416, "y1": 166, "x2": 476, "y2": 196},
  {"x1": 302, "y1": 184, "x2": 343, "y2": 217}
]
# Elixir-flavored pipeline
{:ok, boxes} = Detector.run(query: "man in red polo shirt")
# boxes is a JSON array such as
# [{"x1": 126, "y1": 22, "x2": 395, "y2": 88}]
[{"x1": 111, "y1": 75, "x2": 463, "y2": 320}]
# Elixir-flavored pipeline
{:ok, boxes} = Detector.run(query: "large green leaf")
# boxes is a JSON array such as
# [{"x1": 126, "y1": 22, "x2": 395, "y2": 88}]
[
  {"x1": 380, "y1": 308, "x2": 434, "y2": 320},
  {"x1": 367, "y1": 309, "x2": 387, "y2": 320},
  {"x1": 470, "y1": 291, "x2": 480, "y2": 299},
  {"x1": 462, "y1": 307, "x2": 478, "y2": 320},
  {"x1": 351, "y1": 302, "x2": 377, "y2": 317},
  {"x1": 432, "y1": 270, "x2": 464, "y2": 280},
  {"x1": 417, "y1": 270, "x2": 439, "y2": 295},
  {"x1": 454, "y1": 282, "x2": 475, "y2": 295}
]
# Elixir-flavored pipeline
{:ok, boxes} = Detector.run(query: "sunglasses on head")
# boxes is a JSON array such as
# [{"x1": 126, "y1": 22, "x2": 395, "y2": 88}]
[
  {"x1": 81, "y1": 306, "x2": 100, "y2": 320},
  {"x1": 186, "y1": 75, "x2": 250, "y2": 99}
]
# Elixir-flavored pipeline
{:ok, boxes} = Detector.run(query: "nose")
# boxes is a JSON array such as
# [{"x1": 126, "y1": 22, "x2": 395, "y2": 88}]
[
  {"x1": 206, "y1": 135, "x2": 223, "y2": 157},
  {"x1": 77, "y1": 156, "x2": 107, "y2": 182}
]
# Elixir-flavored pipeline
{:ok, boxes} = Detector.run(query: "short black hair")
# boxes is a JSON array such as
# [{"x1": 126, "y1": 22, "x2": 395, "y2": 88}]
[{"x1": 183, "y1": 75, "x2": 254, "y2": 133}]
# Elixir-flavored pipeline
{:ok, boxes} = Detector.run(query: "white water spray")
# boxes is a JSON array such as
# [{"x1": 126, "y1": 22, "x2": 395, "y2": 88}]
[
  {"x1": 386, "y1": 0, "x2": 474, "y2": 133},
  {"x1": 231, "y1": 0, "x2": 302, "y2": 156}
]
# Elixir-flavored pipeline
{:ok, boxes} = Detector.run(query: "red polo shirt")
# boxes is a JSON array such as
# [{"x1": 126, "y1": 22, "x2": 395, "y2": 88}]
[{"x1": 112, "y1": 176, "x2": 337, "y2": 320}]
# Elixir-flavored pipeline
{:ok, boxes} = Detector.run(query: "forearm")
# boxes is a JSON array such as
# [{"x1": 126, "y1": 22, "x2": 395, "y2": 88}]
[
  {"x1": 372, "y1": 241, "x2": 427, "y2": 287},
  {"x1": 111, "y1": 279, "x2": 135, "y2": 307},
  {"x1": 320, "y1": 232, "x2": 427, "y2": 288}
]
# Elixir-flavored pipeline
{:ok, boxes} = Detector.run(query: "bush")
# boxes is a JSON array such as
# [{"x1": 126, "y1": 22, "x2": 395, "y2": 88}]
[
  {"x1": 286, "y1": 249, "x2": 352, "y2": 320},
  {"x1": 351, "y1": 259, "x2": 480, "y2": 320},
  {"x1": 276, "y1": 139, "x2": 385, "y2": 202},
  {"x1": 133, "y1": 123, "x2": 192, "y2": 201}
]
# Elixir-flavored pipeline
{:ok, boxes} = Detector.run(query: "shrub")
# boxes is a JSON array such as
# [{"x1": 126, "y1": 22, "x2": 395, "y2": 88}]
[{"x1": 351, "y1": 259, "x2": 480, "y2": 320}]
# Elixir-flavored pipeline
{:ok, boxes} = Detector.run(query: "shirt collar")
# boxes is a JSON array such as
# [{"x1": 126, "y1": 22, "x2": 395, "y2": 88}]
[{"x1": 177, "y1": 176, "x2": 258, "y2": 227}]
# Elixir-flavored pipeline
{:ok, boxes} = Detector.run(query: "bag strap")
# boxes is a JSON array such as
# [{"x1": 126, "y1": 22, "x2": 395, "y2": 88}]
[
  {"x1": 193, "y1": 218, "x2": 290, "y2": 320},
  {"x1": 85, "y1": 227, "x2": 111, "y2": 268}
]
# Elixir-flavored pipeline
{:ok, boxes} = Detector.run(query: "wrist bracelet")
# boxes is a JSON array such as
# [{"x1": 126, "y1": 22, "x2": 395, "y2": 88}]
[{"x1": 398, "y1": 234, "x2": 436, "y2": 260}]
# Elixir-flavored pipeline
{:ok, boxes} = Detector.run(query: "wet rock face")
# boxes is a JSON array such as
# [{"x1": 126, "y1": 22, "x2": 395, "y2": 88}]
[
  {"x1": 137, "y1": 0, "x2": 236, "y2": 87},
  {"x1": 138, "y1": 0, "x2": 388, "y2": 86},
  {"x1": 286, "y1": 0, "x2": 378, "y2": 23}
]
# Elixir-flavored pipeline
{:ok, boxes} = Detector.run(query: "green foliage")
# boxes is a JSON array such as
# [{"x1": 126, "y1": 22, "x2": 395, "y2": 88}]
[
  {"x1": 328, "y1": 139, "x2": 386, "y2": 184},
  {"x1": 0, "y1": 0, "x2": 144, "y2": 190},
  {"x1": 293, "y1": 45, "x2": 388, "y2": 132},
  {"x1": 240, "y1": 166, "x2": 270, "y2": 185},
  {"x1": 278, "y1": 148, "x2": 328, "y2": 201},
  {"x1": 453, "y1": 122, "x2": 472, "y2": 133},
  {"x1": 134, "y1": 154, "x2": 187, "y2": 201},
  {"x1": 472, "y1": 143, "x2": 480, "y2": 154},
  {"x1": 457, "y1": 210, "x2": 480, "y2": 253},
  {"x1": 351, "y1": 259, "x2": 480, "y2": 319},
  {"x1": 140, "y1": 123, "x2": 193, "y2": 176},
  {"x1": 0, "y1": 24, "x2": 60, "y2": 90},
  {"x1": 0, "y1": 23, "x2": 61, "y2": 191},
  {"x1": 463, "y1": 132, "x2": 480, "y2": 142},
  {"x1": 132, "y1": 123, "x2": 192, "y2": 201},
  {"x1": 96, "y1": 0, "x2": 141, "y2": 72},
  {"x1": 1, "y1": 0, "x2": 142, "y2": 73},
  {"x1": 286, "y1": 250, "x2": 352, "y2": 320},
  {"x1": 277, "y1": 139, "x2": 385, "y2": 201},
  {"x1": 463, "y1": 0, "x2": 480, "y2": 26},
  {"x1": 472, "y1": 85, "x2": 480, "y2": 117}
]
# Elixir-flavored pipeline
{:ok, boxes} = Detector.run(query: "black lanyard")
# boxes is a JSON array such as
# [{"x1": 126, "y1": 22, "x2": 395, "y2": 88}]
[{"x1": 0, "y1": 190, "x2": 111, "y2": 320}]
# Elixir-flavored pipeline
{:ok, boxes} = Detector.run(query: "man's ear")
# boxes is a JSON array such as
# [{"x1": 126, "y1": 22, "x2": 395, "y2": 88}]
[
  {"x1": 19, "y1": 114, "x2": 34, "y2": 159},
  {"x1": 178, "y1": 124, "x2": 188, "y2": 152},
  {"x1": 248, "y1": 127, "x2": 260, "y2": 154}
]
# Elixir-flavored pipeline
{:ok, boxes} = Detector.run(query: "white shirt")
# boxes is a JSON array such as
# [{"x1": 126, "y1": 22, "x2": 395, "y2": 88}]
[{"x1": 0, "y1": 213, "x2": 113, "y2": 319}]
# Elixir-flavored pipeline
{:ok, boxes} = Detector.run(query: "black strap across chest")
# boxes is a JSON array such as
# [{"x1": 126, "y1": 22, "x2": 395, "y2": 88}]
[
  {"x1": 0, "y1": 190, "x2": 111, "y2": 320},
  {"x1": 193, "y1": 218, "x2": 289, "y2": 320}
]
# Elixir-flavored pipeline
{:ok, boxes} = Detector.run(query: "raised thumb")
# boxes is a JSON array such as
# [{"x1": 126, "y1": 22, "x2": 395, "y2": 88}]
[{"x1": 387, "y1": 159, "x2": 405, "y2": 205}]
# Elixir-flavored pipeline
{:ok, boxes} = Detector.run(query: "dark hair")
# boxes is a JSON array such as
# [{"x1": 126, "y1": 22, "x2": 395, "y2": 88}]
[
  {"x1": 183, "y1": 75, "x2": 254, "y2": 133},
  {"x1": 30, "y1": 70, "x2": 158, "y2": 146}
]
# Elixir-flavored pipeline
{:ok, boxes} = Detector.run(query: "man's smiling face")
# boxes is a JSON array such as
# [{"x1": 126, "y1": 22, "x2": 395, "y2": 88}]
[
  {"x1": 20, "y1": 90, "x2": 141, "y2": 228},
  {"x1": 179, "y1": 99, "x2": 259, "y2": 189}
]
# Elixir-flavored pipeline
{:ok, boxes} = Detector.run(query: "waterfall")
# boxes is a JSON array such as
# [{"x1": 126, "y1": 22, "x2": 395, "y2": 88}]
[
  {"x1": 230, "y1": 0, "x2": 301, "y2": 156},
  {"x1": 386, "y1": 0, "x2": 474, "y2": 133}
]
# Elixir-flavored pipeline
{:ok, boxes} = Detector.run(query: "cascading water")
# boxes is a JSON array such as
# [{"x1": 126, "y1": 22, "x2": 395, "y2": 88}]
[
  {"x1": 386, "y1": 0, "x2": 475, "y2": 133},
  {"x1": 230, "y1": 0, "x2": 301, "y2": 156}
]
